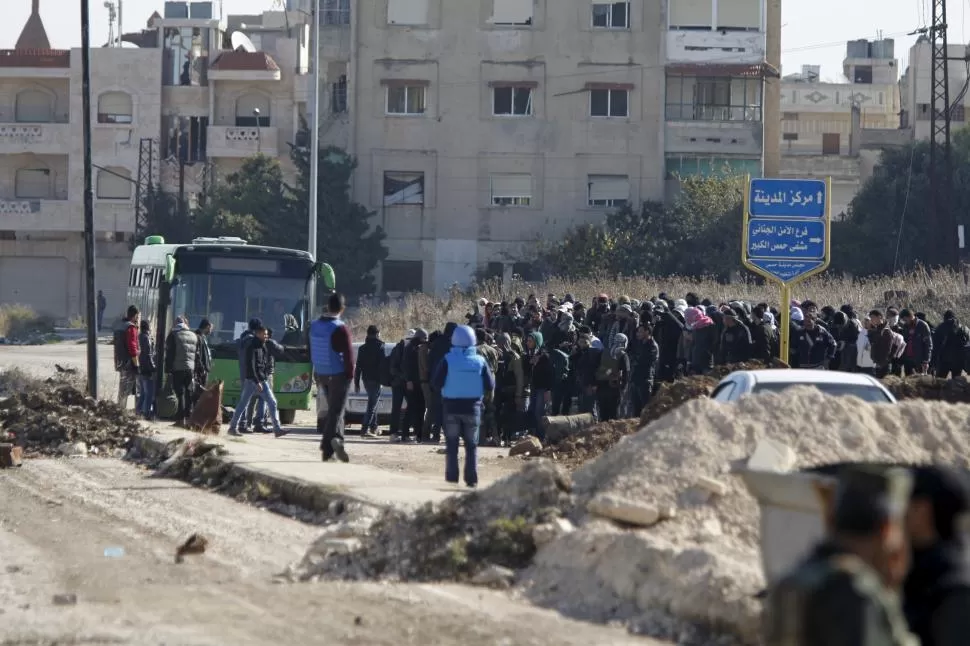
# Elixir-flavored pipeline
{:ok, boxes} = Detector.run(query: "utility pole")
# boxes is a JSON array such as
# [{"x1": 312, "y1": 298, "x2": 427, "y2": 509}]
[
  {"x1": 81, "y1": 0, "x2": 99, "y2": 398},
  {"x1": 929, "y1": 0, "x2": 960, "y2": 268},
  {"x1": 308, "y1": 0, "x2": 321, "y2": 262}
]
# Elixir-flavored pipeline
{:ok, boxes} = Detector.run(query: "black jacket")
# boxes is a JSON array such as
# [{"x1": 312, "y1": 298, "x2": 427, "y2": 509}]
[
  {"x1": 404, "y1": 339, "x2": 424, "y2": 384},
  {"x1": 427, "y1": 322, "x2": 457, "y2": 383},
  {"x1": 138, "y1": 330, "x2": 155, "y2": 376},
  {"x1": 719, "y1": 322, "x2": 752, "y2": 364},
  {"x1": 903, "y1": 543, "x2": 970, "y2": 646},
  {"x1": 244, "y1": 337, "x2": 272, "y2": 382},
  {"x1": 355, "y1": 336, "x2": 386, "y2": 387},
  {"x1": 527, "y1": 351, "x2": 555, "y2": 391},
  {"x1": 631, "y1": 338, "x2": 658, "y2": 384}
]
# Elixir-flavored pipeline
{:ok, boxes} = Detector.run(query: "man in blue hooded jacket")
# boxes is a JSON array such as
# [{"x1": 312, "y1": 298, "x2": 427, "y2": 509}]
[{"x1": 432, "y1": 324, "x2": 495, "y2": 488}]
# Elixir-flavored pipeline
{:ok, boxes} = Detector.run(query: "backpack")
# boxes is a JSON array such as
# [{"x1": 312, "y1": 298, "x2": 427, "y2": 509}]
[
  {"x1": 378, "y1": 343, "x2": 392, "y2": 387},
  {"x1": 549, "y1": 348, "x2": 570, "y2": 385}
]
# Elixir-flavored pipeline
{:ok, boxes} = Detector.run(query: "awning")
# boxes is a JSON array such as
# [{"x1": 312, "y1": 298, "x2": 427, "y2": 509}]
[{"x1": 665, "y1": 62, "x2": 780, "y2": 79}]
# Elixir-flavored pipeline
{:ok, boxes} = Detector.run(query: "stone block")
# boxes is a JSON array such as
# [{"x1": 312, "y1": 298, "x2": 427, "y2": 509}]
[
  {"x1": 587, "y1": 495, "x2": 660, "y2": 527},
  {"x1": 747, "y1": 438, "x2": 797, "y2": 473}
]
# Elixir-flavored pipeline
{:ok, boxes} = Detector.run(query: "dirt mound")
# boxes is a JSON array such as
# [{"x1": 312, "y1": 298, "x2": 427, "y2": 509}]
[
  {"x1": 0, "y1": 369, "x2": 146, "y2": 457},
  {"x1": 288, "y1": 461, "x2": 572, "y2": 584},
  {"x1": 539, "y1": 419, "x2": 640, "y2": 469},
  {"x1": 883, "y1": 374, "x2": 970, "y2": 402}
]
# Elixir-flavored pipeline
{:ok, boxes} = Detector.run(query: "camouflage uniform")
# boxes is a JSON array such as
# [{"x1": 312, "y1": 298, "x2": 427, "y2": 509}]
[{"x1": 764, "y1": 467, "x2": 918, "y2": 646}]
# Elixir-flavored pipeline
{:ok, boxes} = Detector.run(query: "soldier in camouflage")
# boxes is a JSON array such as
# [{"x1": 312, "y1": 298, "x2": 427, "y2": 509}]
[{"x1": 764, "y1": 465, "x2": 918, "y2": 646}]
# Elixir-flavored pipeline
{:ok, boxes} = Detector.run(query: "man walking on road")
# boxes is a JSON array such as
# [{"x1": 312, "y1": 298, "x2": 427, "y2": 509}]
[
  {"x1": 355, "y1": 325, "x2": 385, "y2": 437},
  {"x1": 228, "y1": 324, "x2": 286, "y2": 438},
  {"x1": 113, "y1": 305, "x2": 140, "y2": 408},
  {"x1": 432, "y1": 324, "x2": 494, "y2": 488},
  {"x1": 309, "y1": 292, "x2": 354, "y2": 462}
]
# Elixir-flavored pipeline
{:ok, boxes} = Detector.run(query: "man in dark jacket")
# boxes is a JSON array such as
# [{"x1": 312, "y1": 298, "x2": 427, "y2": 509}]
[
  {"x1": 227, "y1": 324, "x2": 284, "y2": 437},
  {"x1": 137, "y1": 320, "x2": 156, "y2": 420},
  {"x1": 387, "y1": 331, "x2": 411, "y2": 440},
  {"x1": 903, "y1": 465, "x2": 970, "y2": 646},
  {"x1": 718, "y1": 309, "x2": 752, "y2": 364},
  {"x1": 403, "y1": 328, "x2": 428, "y2": 443},
  {"x1": 426, "y1": 322, "x2": 457, "y2": 440},
  {"x1": 355, "y1": 325, "x2": 386, "y2": 436},
  {"x1": 630, "y1": 323, "x2": 658, "y2": 417},
  {"x1": 792, "y1": 315, "x2": 837, "y2": 369},
  {"x1": 932, "y1": 310, "x2": 969, "y2": 378},
  {"x1": 164, "y1": 316, "x2": 200, "y2": 427},
  {"x1": 193, "y1": 318, "x2": 213, "y2": 404},
  {"x1": 899, "y1": 308, "x2": 933, "y2": 376}
]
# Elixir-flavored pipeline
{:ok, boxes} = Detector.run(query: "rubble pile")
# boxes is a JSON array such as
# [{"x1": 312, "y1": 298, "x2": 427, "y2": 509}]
[
  {"x1": 288, "y1": 461, "x2": 573, "y2": 584},
  {"x1": 539, "y1": 419, "x2": 640, "y2": 469},
  {"x1": 883, "y1": 374, "x2": 970, "y2": 403},
  {"x1": 0, "y1": 369, "x2": 145, "y2": 457}
]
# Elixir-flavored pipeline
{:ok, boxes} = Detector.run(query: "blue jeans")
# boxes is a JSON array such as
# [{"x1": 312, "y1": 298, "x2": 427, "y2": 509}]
[
  {"x1": 137, "y1": 375, "x2": 154, "y2": 418},
  {"x1": 362, "y1": 381, "x2": 382, "y2": 430},
  {"x1": 444, "y1": 409, "x2": 480, "y2": 486},
  {"x1": 229, "y1": 380, "x2": 281, "y2": 432},
  {"x1": 528, "y1": 388, "x2": 548, "y2": 441}
]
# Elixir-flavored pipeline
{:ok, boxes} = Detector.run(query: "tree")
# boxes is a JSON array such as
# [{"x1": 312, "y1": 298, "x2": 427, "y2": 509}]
[
  {"x1": 533, "y1": 174, "x2": 744, "y2": 279},
  {"x1": 289, "y1": 126, "x2": 388, "y2": 296},
  {"x1": 192, "y1": 154, "x2": 291, "y2": 245},
  {"x1": 137, "y1": 185, "x2": 194, "y2": 246}
]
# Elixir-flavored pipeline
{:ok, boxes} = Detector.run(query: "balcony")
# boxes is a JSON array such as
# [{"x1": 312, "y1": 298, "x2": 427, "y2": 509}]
[
  {"x1": 0, "y1": 198, "x2": 74, "y2": 231},
  {"x1": 665, "y1": 120, "x2": 763, "y2": 157},
  {"x1": 206, "y1": 126, "x2": 279, "y2": 158},
  {"x1": 666, "y1": 29, "x2": 765, "y2": 65},
  {"x1": 0, "y1": 123, "x2": 72, "y2": 155}
]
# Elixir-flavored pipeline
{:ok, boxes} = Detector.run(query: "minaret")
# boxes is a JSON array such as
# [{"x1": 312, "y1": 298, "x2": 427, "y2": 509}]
[{"x1": 15, "y1": 0, "x2": 52, "y2": 51}]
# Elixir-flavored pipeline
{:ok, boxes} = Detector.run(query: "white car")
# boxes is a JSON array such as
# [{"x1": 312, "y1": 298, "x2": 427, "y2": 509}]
[
  {"x1": 710, "y1": 369, "x2": 897, "y2": 404},
  {"x1": 344, "y1": 341, "x2": 406, "y2": 424}
]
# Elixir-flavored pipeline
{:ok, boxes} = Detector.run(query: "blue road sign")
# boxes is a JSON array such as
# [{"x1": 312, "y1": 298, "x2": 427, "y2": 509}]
[
  {"x1": 746, "y1": 219, "x2": 825, "y2": 260},
  {"x1": 749, "y1": 178, "x2": 826, "y2": 219}
]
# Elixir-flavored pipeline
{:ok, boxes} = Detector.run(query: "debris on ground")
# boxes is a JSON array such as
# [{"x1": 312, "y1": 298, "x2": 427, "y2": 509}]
[
  {"x1": 882, "y1": 374, "x2": 970, "y2": 402},
  {"x1": 0, "y1": 368, "x2": 147, "y2": 457},
  {"x1": 538, "y1": 419, "x2": 640, "y2": 469},
  {"x1": 175, "y1": 533, "x2": 209, "y2": 564},
  {"x1": 291, "y1": 387, "x2": 970, "y2": 644},
  {"x1": 287, "y1": 461, "x2": 572, "y2": 584},
  {"x1": 509, "y1": 436, "x2": 542, "y2": 457},
  {"x1": 0, "y1": 443, "x2": 23, "y2": 468}
]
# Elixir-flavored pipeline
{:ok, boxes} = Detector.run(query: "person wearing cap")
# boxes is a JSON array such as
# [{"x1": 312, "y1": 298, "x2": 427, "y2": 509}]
[
  {"x1": 432, "y1": 325, "x2": 495, "y2": 488},
  {"x1": 898, "y1": 308, "x2": 933, "y2": 376},
  {"x1": 387, "y1": 330, "x2": 413, "y2": 441},
  {"x1": 764, "y1": 466, "x2": 917, "y2": 646},
  {"x1": 902, "y1": 466, "x2": 970, "y2": 646},
  {"x1": 164, "y1": 315, "x2": 201, "y2": 428},
  {"x1": 932, "y1": 310, "x2": 970, "y2": 378},
  {"x1": 718, "y1": 308, "x2": 752, "y2": 365},
  {"x1": 354, "y1": 325, "x2": 386, "y2": 437},
  {"x1": 308, "y1": 293, "x2": 355, "y2": 461}
]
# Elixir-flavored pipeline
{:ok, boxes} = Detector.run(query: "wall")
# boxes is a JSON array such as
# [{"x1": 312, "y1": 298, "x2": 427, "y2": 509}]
[{"x1": 353, "y1": 0, "x2": 665, "y2": 292}]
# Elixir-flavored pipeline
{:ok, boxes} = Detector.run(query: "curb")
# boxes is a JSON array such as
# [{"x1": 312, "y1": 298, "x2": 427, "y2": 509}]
[{"x1": 130, "y1": 434, "x2": 385, "y2": 515}]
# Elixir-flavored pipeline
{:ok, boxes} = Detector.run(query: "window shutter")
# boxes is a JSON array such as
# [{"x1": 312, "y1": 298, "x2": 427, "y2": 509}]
[
  {"x1": 491, "y1": 174, "x2": 532, "y2": 197},
  {"x1": 492, "y1": 0, "x2": 532, "y2": 23},
  {"x1": 98, "y1": 92, "x2": 132, "y2": 116},
  {"x1": 716, "y1": 0, "x2": 760, "y2": 29},
  {"x1": 588, "y1": 175, "x2": 630, "y2": 201},
  {"x1": 97, "y1": 169, "x2": 132, "y2": 199},
  {"x1": 15, "y1": 90, "x2": 52, "y2": 123},
  {"x1": 15, "y1": 169, "x2": 50, "y2": 199},
  {"x1": 388, "y1": 0, "x2": 429, "y2": 24},
  {"x1": 668, "y1": 0, "x2": 711, "y2": 28}
]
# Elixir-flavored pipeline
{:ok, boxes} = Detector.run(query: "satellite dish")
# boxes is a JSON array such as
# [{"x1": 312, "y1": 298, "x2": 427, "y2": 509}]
[{"x1": 230, "y1": 31, "x2": 257, "y2": 53}]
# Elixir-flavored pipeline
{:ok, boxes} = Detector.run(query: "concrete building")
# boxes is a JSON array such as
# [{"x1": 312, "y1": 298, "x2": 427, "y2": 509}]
[
  {"x1": 899, "y1": 36, "x2": 970, "y2": 141},
  {"x1": 778, "y1": 39, "x2": 901, "y2": 217},
  {"x1": 0, "y1": 0, "x2": 310, "y2": 319}
]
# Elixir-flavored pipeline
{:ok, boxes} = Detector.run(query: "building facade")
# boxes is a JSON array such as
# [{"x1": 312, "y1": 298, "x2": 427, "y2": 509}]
[{"x1": 899, "y1": 37, "x2": 970, "y2": 141}]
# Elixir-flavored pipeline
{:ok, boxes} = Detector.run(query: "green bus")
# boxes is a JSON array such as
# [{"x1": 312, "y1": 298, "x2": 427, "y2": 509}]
[{"x1": 127, "y1": 235, "x2": 334, "y2": 423}]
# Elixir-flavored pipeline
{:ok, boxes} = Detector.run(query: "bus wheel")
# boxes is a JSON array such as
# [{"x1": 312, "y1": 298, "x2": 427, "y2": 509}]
[{"x1": 279, "y1": 409, "x2": 296, "y2": 425}]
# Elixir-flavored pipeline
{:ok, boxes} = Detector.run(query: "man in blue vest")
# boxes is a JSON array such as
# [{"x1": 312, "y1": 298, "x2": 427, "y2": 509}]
[
  {"x1": 432, "y1": 324, "x2": 495, "y2": 488},
  {"x1": 309, "y1": 292, "x2": 355, "y2": 462}
]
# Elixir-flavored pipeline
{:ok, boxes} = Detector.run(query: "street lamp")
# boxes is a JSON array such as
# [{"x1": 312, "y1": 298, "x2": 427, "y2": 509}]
[{"x1": 253, "y1": 107, "x2": 261, "y2": 154}]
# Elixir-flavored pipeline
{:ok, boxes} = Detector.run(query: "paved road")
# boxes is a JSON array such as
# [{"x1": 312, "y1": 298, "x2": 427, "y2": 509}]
[{"x1": 0, "y1": 457, "x2": 658, "y2": 645}]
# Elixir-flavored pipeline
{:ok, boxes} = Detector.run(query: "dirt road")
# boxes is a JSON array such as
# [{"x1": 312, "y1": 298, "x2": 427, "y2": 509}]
[{"x1": 0, "y1": 457, "x2": 659, "y2": 645}]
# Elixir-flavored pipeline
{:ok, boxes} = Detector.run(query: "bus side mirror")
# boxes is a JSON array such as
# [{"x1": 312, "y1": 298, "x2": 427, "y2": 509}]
[
  {"x1": 316, "y1": 262, "x2": 335, "y2": 291},
  {"x1": 164, "y1": 254, "x2": 176, "y2": 283}
]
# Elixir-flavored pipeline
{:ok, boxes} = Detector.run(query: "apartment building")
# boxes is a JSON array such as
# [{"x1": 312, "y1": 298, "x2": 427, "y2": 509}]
[
  {"x1": 0, "y1": 0, "x2": 309, "y2": 319},
  {"x1": 664, "y1": 0, "x2": 777, "y2": 187},
  {"x1": 778, "y1": 39, "x2": 901, "y2": 217},
  {"x1": 899, "y1": 36, "x2": 970, "y2": 141}
]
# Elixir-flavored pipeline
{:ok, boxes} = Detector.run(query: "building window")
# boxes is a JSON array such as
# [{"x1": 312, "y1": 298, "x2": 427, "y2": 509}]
[
  {"x1": 388, "y1": 0, "x2": 429, "y2": 25},
  {"x1": 96, "y1": 168, "x2": 133, "y2": 200},
  {"x1": 492, "y1": 85, "x2": 534, "y2": 116},
  {"x1": 386, "y1": 85, "x2": 427, "y2": 115},
  {"x1": 490, "y1": 173, "x2": 533, "y2": 207},
  {"x1": 590, "y1": 88, "x2": 629, "y2": 117},
  {"x1": 383, "y1": 171, "x2": 425, "y2": 205},
  {"x1": 665, "y1": 75, "x2": 762, "y2": 121},
  {"x1": 491, "y1": 0, "x2": 533, "y2": 26},
  {"x1": 331, "y1": 75, "x2": 348, "y2": 114},
  {"x1": 322, "y1": 0, "x2": 351, "y2": 25},
  {"x1": 715, "y1": 0, "x2": 760, "y2": 31},
  {"x1": 235, "y1": 94, "x2": 271, "y2": 127},
  {"x1": 853, "y1": 65, "x2": 873, "y2": 84},
  {"x1": 15, "y1": 89, "x2": 53, "y2": 123},
  {"x1": 382, "y1": 260, "x2": 423, "y2": 292},
  {"x1": 592, "y1": 2, "x2": 630, "y2": 28},
  {"x1": 14, "y1": 168, "x2": 51, "y2": 199},
  {"x1": 668, "y1": 0, "x2": 713, "y2": 29},
  {"x1": 587, "y1": 174, "x2": 630, "y2": 207},
  {"x1": 782, "y1": 111, "x2": 798, "y2": 120},
  {"x1": 97, "y1": 91, "x2": 133, "y2": 124}
]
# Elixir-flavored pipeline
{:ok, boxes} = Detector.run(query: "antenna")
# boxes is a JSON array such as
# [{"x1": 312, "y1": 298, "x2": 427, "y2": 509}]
[
  {"x1": 230, "y1": 31, "x2": 257, "y2": 53},
  {"x1": 104, "y1": 1, "x2": 117, "y2": 47}
]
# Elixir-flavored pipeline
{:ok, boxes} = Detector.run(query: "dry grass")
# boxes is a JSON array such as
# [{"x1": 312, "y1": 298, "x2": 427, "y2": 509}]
[
  {"x1": 345, "y1": 268, "x2": 970, "y2": 341},
  {"x1": 0, "y1": 304, "x2": 54, "y2": 340}
]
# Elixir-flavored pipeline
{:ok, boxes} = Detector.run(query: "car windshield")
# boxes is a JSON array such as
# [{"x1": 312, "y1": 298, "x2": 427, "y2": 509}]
[
  {"x1": 752, "y1": 382, "x2": 893, "y2": 403},
  {"x1": 172, "y1": 272, "x2": 307, "y2": 345}
]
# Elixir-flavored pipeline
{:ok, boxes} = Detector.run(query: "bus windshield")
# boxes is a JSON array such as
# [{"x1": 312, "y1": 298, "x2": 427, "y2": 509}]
[{"x1": 172, "y1": 272, "x2": 308, "y2": 345}]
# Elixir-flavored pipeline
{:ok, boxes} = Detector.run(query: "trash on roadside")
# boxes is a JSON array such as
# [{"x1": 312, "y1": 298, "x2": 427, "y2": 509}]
[
  {"x1": 52, "y1": 593, "x2": 77, "y2": 606},
  {"x1": 175, "y1": 533, "x2": 208, "y2": 564}
]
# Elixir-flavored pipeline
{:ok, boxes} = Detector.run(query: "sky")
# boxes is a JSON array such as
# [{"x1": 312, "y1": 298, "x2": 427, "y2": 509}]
[{"x1": 0, "y1": 0, "x2": 967, "y2": 82}]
